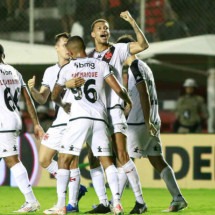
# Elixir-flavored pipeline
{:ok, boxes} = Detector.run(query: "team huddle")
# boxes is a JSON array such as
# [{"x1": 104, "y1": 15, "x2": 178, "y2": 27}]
[{"x1": 0, "y1": 11, "x2": 188, "y2": 215}]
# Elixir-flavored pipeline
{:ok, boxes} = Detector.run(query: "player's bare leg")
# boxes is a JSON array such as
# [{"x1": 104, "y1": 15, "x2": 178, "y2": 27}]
[
  {"x1": 148, "y1": 155, "x2": 188, "y2": 212},
  {"x1": 4, "y1": 155, "x2": 40, "y2": 213},
  {"x1": 39, "y1": 144, "x2": 58, "y2": 177}
]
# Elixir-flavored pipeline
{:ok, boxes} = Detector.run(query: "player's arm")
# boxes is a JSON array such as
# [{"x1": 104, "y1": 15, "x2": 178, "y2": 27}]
[
  {"x1": 120, "y1": 10, "x2": 149, "y2": 54},
  {"x1": 51, "y1": 83, "x2": 71, "y2": 113},
  {"x1": 136, "y1": 81, "x2": 157, "y2": 136},
  {"x1": 22, "y1": 87, "x2": 44, "y2": 140},
  {"x1": 105, "y1": 74, "x2": 132, "y2": 110},
  {"x1": 28, "y1": 75, "x2": 50, "y2": 104}
]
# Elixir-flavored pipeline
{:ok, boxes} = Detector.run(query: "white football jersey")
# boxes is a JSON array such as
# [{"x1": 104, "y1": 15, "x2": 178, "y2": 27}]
[
  {"x1": 127, "y1": 59, "x2": 161, "y2": 124},
  {"x1": 57, "y1": 57, "x2": 113, "y2": 124},
  {"x1": 88, "y1": 43, "x2": 130, "y2": 109},
  {"x1": 0, "y1": 63, "x2": 24, "y2": 131},
  {"x1": 41, "y1": 63, "x2": 71, "y2": 126}
]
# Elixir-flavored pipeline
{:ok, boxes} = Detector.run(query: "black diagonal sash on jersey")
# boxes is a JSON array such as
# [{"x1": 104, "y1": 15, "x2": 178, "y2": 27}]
[
  {"x1": 130, "y1": 59, "x2": 144, "y2": 84},
  {"x1": 102, "y1": 46, "x2": 115, "y2": 63},
  {"x1": 88, "y1": 46, "x2": 116, "y2": 63}
]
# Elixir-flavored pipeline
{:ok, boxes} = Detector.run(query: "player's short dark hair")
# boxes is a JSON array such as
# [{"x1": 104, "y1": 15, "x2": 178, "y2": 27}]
[
  {"x1": 0, "y1": 44, "x2": 5, "y2": 59},
  {"x1": 91, "y1": 19, "x2": 109, "y2": 31},
  {"x1": 67, "y1": 36, "x2": 86, "y2": 51},
  {"x1": 117, "y1": 34, "x2": 136, "y2": 43},
  {"x1": 54, "y1": 32, "x2": 70, "y2": 44}
]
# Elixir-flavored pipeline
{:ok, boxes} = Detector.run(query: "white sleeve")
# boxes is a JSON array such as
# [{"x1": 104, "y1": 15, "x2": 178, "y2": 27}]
[
  {"x1": 115, "y1": 43, "x2": 130, "y2": 64},
  {"x1": 103, "y1": 62, "x2": 113, "y2": 79},
  {"x1": 56, "y1": 68, "x2": 67, "y2": 86},
  {"x1": 17, "y1": 72, "x2": 26, "y2": 88},
  {"x1": 41, "y1": 68, "x2": 51, "y2": 88}
]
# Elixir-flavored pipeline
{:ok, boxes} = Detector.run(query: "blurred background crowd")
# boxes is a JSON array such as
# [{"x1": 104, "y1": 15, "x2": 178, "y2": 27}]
[
  {"x1": 0, "y1": 0, "x2": 214, "y2": 44},
  {"x1": 0, "y1": 0, "x2": 214, "y2": 134}
]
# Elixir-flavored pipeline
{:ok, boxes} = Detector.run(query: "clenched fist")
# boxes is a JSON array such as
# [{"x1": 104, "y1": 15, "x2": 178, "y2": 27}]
[{"x1": 28, "y1": 76, "x2": 36, "y2": 91}]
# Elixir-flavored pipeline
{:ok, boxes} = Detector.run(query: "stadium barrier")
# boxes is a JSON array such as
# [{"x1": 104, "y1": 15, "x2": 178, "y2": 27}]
[{"x1": 0, "y1": 133, "x2": 214, "y2": 188}]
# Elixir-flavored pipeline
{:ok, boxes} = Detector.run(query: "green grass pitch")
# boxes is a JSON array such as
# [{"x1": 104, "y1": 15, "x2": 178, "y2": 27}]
[{"x1": 0, "y1": 187, "x2": 214, "y2": 214}]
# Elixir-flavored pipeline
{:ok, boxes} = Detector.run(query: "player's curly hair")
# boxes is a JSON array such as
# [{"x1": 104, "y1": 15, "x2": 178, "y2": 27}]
[
  {"x1": 91, "y1": 19, "x2": 109, "y2": 31},
  {"x1": 54, "y1": 32, "x2": 70, "y2": 44}
]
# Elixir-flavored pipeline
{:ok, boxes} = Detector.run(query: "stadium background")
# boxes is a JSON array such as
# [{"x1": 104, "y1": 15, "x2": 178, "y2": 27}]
[{"x1": 0, "y1": 0, "x2": 215, "y2": 189}]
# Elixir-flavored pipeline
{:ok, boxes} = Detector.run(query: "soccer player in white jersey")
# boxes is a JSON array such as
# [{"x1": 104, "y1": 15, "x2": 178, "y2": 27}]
[
  {"x1": 44, "y1": 35, "x2": 132, "y2": 215},
  {"x1": 27, "y1": 33, "x2": 86, "y2": 212},
  {"x1": 117, "y1": 35, "x2": 188, "y2": 213},
  {"x1": 0, "y1": 44, "x2": 44, "y2": 213},
  {"x1": 85, "y1": 11, "x2": 149, "y2": 213}
]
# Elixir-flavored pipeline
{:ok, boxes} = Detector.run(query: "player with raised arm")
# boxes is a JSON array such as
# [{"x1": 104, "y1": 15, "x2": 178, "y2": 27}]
[
  {"x1": 44, "y1": 35, "x2": 132, "y2": 215},
  {"x1": 86, "y1": 11, "x2": 149, "y2": 213},
  {"x1": 117, "y1": 35, "x2": 188, "y2": 213},
  {"x1": 27, "y1": 33, "x2": 86, "y2": 213},
  {"x1": 0, "y1": 44, "x2": 44, "y2": 213}
]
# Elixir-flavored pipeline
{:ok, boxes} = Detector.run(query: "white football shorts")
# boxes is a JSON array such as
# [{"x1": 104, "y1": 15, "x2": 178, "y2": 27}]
[
  {"x1": 41, "y1": 125, "x2": 67, "y2": 151},
  {"x1": 0, "y1": 132, "x2": 19, "y2": 158},
  {"x1": 108, "y1": 108, "x2": 127, "y2": 136},
  {"x1": 59, "y1": 118, "x2": 112, "y2": 157},
  {"x1": 127, "y1": 123, "x2": 163, "y2": 158}
]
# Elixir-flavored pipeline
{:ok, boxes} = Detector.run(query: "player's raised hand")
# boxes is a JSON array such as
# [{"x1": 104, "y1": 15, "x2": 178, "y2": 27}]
[
  {"x1": 65, "y1": 77, "x2": 85, "y2": 89},
  {"x1": 34, "y1": 124, "x2": 44, "y2": 141},
  {"x1": 120, "y1": 11, "x2": 134, "y2": 23},
  {"x1": 28, "y1": 76, "x2": 36, "y2": 91}
]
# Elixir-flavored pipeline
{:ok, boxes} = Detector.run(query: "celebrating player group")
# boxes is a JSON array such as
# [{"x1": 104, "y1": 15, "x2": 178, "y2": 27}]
[{"x1": 0, "y1": 10, "x2": 188, "y2": 215}]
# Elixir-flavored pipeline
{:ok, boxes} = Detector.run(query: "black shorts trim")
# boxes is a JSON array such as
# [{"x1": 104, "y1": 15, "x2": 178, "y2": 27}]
[
  {"x1": 127, "y1": 122, "x2": 145, "y2": 126},
  {"x1": 127, "y1": 121, "x2": 159, "y2": 126},
  {"x1": 107, "y1": 104, "x2": 124, "y2": 111},
  {"x1": 0, "y1": 130, "x2": 21, "y2": 133},
  {"x1": 69, "y1": 117, "x2": 109, "y2": 127},
  {"x1": 50, "y1": 123, "x2": 67, "y2": 128}
]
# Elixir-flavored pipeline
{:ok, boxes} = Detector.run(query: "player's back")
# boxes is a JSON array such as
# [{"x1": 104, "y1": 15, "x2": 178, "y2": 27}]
[
  {"x1": 127, "y1": 59, "x2": 160, "y2": 124},
  {"x1": 0, "y1": 63, "x2": 24, "y2": 131},
  {"x1": 57, "y1": 57, "x2": 112, "y2": 123}
]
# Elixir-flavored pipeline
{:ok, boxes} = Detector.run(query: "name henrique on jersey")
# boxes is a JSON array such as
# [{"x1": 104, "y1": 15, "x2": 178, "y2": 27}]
[
  {"x1": 42, "y1": 64, "x2": 72, "y2": 126},
  {"x1": 56, "y1": 57, "x2": 113, "y2": 125},
  {"x1": 127, "y1": 59, "x2": 161, "y2": 125},
  {"x1": 88, "y1": 43, "x2": 130, "y2": 109},
  {"x1": 0, "y1": 63, "x2": 25, "y2": 131}
]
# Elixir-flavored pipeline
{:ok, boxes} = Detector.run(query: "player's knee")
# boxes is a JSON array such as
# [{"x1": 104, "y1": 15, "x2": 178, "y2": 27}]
[
  {"x1": 116, "y1": 150, "x2": 129, "y2": 165},
  {"x1": 39, "y1": 158, "x2": 51, "y2": 168},
  {"x1": 88, "y1": 153, "x2": 100, "y2": 169},
  {"x1": 4, "y1": 156, "x2": 19, "y2": 168},
  {"x1": 58, "y1": 155, "x2": 72, "y2": 169}
]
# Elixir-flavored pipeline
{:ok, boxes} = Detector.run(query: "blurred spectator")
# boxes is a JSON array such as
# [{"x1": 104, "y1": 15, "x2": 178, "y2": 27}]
[
  {"x1": 144, "y1": 0, "x2": 166, "y2": 41},
  {"x1": 70, "y1": 21, "x2": 84, "y2": 37},
  {"x1": 0, "y1": 1, "x2": 7, "y2": 21},
  {"x1": 5, "y1": 0, "x2": 26, "y2": 21},
  {"x1": 57, "y1": 0, "x2": 76, "y2": 33},
  {"x1": 173, "y1": 78, "x2": 208, "y2": 133},
  {"x1": 101, "y1": 0, "x2": 133, "y2": 30},
  {"x1": 156, "y1": 2, "x2": 190, "y2": 41},
  {"x1": 36, "y1": 105, "x2": 53, "y2": 132}
]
